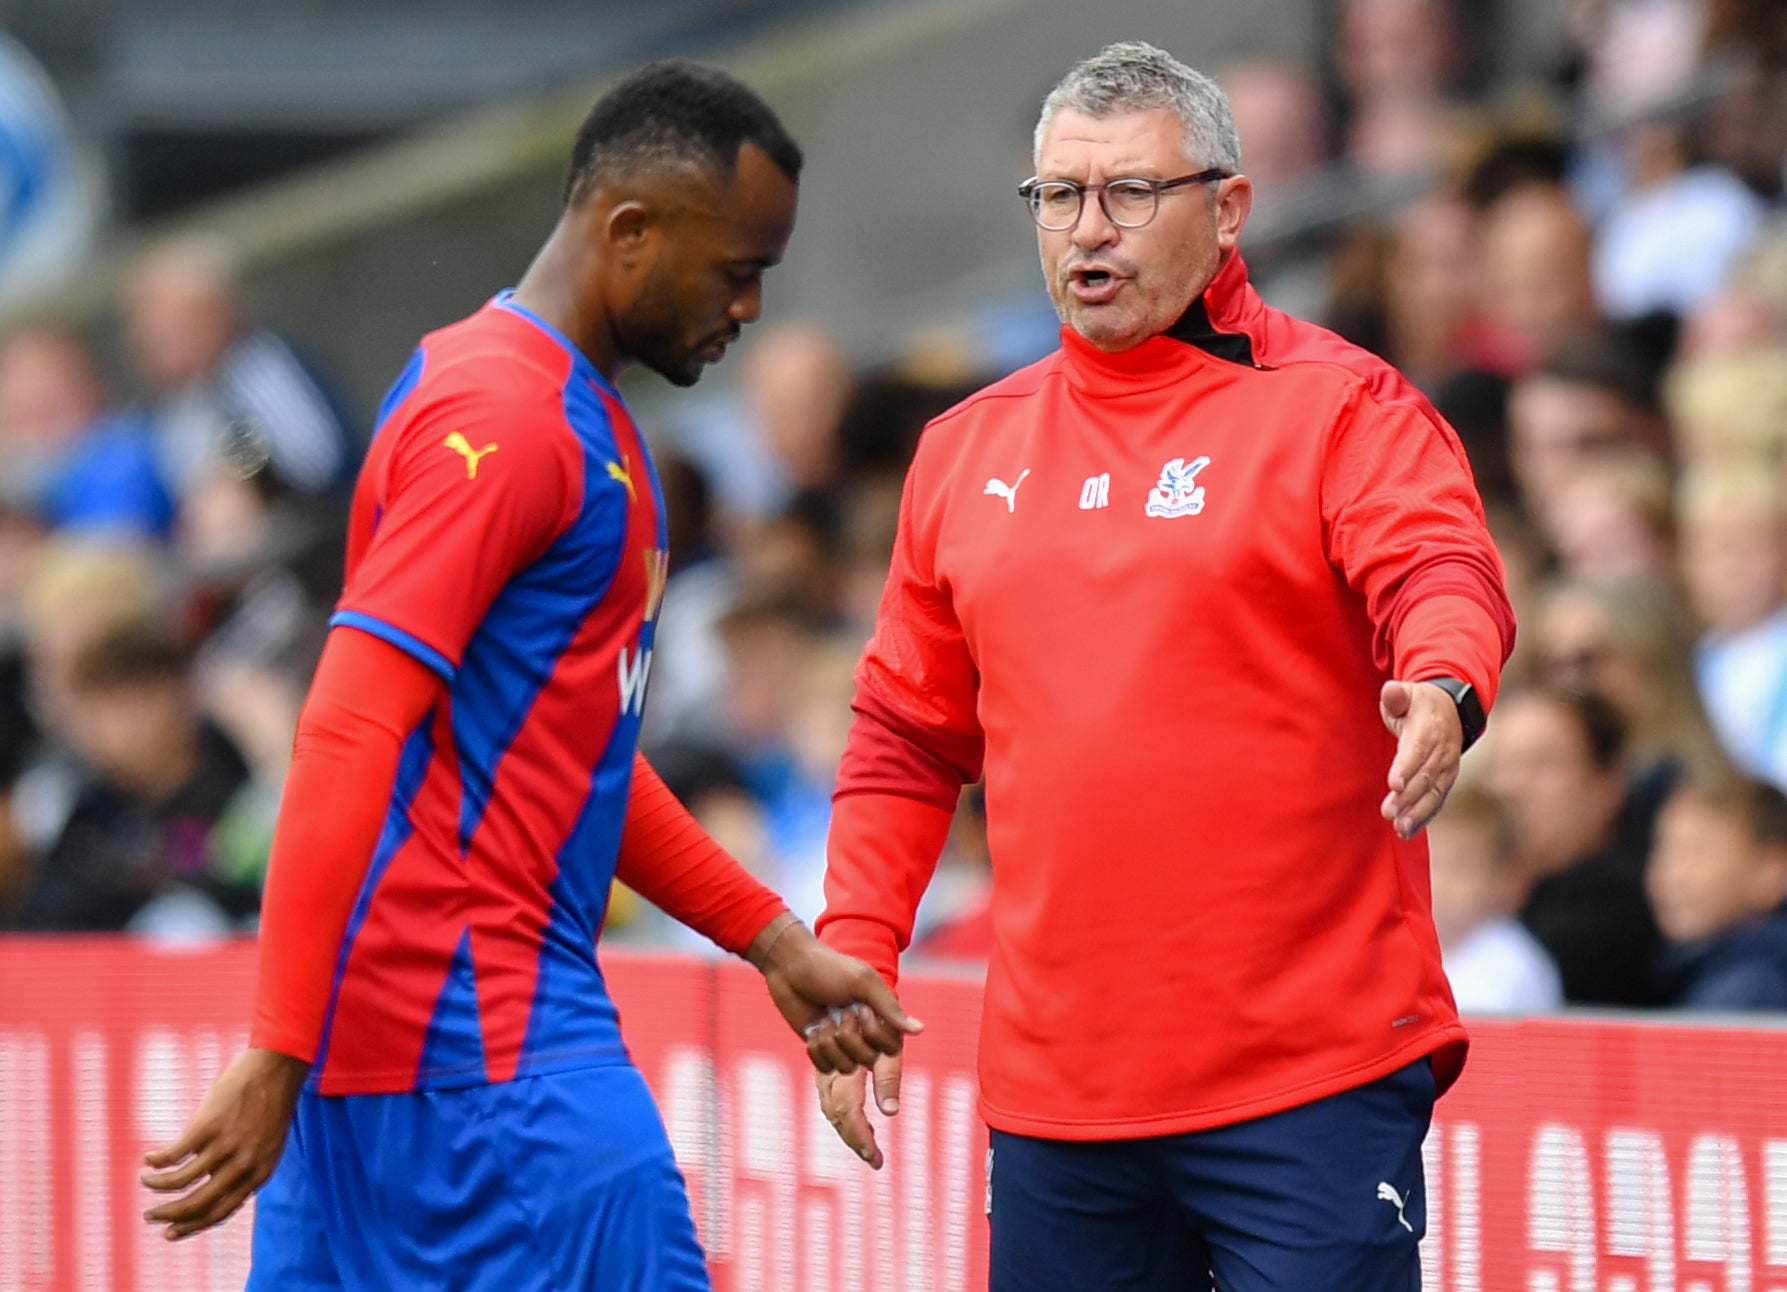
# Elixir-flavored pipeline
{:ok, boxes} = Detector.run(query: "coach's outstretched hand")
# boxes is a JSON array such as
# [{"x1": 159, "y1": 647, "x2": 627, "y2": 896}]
[
  {"x1": 1379, "y1": 678, "x2": 1465, "y2": 840},
  {"x1": 141, "y1": 1047, "x2": 308, "y2": 1241},
  {"x1": 749, "y1": 911, "x2": 923, "y2": 1076}
]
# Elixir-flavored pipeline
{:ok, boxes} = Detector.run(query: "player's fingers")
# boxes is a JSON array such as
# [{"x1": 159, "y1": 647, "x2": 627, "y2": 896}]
[
  {"x1": 140, "y1": 1146, "x2": 220, "y2": 1193},
  {"x1": 851, "y1": 1002, "x2": 904, "y2": 1058},
  {"x1": 850, "y1": 974, "x2": 924, "y2": 1037},
  {"x1": 829, "y1": 1009, "x2": 883, "y2": 1069},
  {"x1": 142, "y1": 1123, "x2": 206, "y2": 1170},
  {"x1": 144, "y1": 1153, "x2": 253, "y2": 1231}
]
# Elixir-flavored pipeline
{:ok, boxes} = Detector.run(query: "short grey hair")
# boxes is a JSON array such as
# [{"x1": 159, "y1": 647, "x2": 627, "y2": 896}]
[{"x1": 1033, "y1": 41, "x2": 1241, "y2": 175}]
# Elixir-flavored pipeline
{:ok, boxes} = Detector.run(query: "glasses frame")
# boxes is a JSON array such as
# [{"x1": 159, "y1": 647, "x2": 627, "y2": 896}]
[{"x1": 1017, "y1": 167, "x2": 1231, "y2": 231}]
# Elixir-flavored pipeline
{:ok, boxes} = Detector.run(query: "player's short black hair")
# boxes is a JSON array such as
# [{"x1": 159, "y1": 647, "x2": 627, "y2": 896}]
[{"x1": 562, "y1": 60, "x2": 803, "y2": 206}]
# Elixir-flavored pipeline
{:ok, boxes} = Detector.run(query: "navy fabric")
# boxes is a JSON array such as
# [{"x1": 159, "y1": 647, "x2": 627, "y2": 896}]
[{"x1": 987, "y1": 1059, "x2": 1435, "y2": 1292}]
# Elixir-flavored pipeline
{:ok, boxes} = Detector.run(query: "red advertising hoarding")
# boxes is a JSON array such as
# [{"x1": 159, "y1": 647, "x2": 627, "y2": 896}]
[{"x1": 1, "y1": 939, "x2": 1784, "y2": 1291}]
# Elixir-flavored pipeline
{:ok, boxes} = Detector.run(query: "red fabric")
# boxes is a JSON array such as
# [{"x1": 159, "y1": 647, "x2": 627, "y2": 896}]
[
  {"x1": 615, "y1": 753, "x2": 788, "y2": 957},
  {"x1": 834, "y1": 687, "x2": 978, "y2": 808},
  {"x1": 249, "y1": 626, "x2": 443, "y2": 1061},
  {"x1": 822, "y1": 253, "x2": 1510, "y2": 1140}
]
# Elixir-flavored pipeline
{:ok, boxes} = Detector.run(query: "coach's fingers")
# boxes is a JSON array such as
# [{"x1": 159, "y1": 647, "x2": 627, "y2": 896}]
[
  {"x1": 817, "y1": 1068, "x2": 882, "y2": 1169},
  {"x1": 871, "y1": 1051, "x2": 904, "y2": 1117}
]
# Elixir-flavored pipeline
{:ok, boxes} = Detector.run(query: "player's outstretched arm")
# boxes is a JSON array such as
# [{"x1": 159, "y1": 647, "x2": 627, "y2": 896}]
[{"x1": 141, "y1": 1048, "x2": 307, "y2": 1240}]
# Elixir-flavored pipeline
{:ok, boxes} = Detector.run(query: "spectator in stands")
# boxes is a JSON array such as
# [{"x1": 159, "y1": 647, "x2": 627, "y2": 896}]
[
  {"x1": 1665, "y1": 342, "x2": 1787, "y2": 466},
  {"x1": 1679, "y1": 463, "x2": 1787, "y2": 789},
  {"x1": 1478, "y1": 182, "x2": 1602, "y2": 373},
  {"x1": 1542, "y1": 447, "x2": 1676, "y2": 583},
  {"x1": 1383, "y1": 194, "x2": 1493, "y2": 391},
  {"x1": 1483, "y1": 685, "x2": 1663, "y2": 1005},
  {"x1": 1507, "y1": 339, "x2": 1668, "y2": 530},
  {"x1": 122, "y1": 235, "x2": 355, "y2": 500},
  {"x1": 1676, "y1": 226, "x2": 1787, "y2": 359},
  {"x1": 1428, "y1": 784, "x2": 1563, "y2": 1012},
  {"x1": 2, "y1": 623, "x2": 255, "y2": 935},
  {"x1": 1648, "y1": 770, "x2": 1787, "y2": 1009},
  {"x1": 714, "y1": 590, "x2": 838, "y2": 920},
  {"x1": 0, "y1": 327, "x2": 173, "y2": 539},
  {"x1": 641, "y1": 452, "x2": 740, "y2": 748},
  {"x1": 1531, "y1": 574, "x2": 1728, "y2": 849}
]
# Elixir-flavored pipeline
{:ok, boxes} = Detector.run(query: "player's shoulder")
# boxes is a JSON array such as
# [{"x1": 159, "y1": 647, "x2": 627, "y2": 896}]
[{"x1": 397, "y1": 308, "x2": 591, "y2": 449}]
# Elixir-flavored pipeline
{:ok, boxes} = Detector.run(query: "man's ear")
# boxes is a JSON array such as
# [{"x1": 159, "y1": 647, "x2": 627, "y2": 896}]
[{"x1": 604, "y1": 199, "x2": 659, "y2": 270}]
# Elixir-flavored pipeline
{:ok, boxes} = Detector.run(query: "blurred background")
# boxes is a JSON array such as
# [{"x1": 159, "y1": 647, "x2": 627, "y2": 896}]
[{"x1": 2, "y1": 0, "x2": 1786, "y2": 1015}]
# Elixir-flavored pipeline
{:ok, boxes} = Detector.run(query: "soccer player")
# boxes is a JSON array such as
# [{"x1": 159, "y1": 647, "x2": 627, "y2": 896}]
[
  {"x1": 810, "y1": 43, "x2": 1513, "y2": 1291},
  {"x1": 140, "y1": 61, "x2": 918, "y2": 1288}
]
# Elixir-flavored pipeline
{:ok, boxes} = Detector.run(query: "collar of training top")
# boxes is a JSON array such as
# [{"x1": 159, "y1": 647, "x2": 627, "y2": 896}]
[{"x1": 1058, "y1": 251, "x2": 1269, "y2": 392}]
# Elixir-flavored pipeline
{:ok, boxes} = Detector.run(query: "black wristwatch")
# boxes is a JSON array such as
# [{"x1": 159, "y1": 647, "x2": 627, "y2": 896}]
[{"x1": 1423, "y1": 677, "x2": 1486, "y2": 752}]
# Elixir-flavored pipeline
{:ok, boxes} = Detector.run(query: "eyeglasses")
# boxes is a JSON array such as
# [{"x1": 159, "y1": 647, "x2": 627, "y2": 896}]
[{"x1": 1017, "y1": 168, "x2": 1230, "y2": 231}]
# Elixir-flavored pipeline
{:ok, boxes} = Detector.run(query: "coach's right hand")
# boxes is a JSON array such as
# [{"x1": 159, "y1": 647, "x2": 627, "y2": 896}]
[
  {"x1": 141, "y1": 1046, "x2": 308, "y2": 1240},
  {"x1": 816, "y1": 1052, "x2": 903, "y2": 1170}
]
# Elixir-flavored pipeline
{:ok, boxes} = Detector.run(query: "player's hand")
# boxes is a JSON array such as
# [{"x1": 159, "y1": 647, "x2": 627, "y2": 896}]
[
  {"x1": 750, "y1": 914, "x2": 923, "y2": 1074},
  {"x1": 1379, "y1": 679, "x2": 1464, "y2": 839},
  {"x1": 141, "y1": 1047, "x2": 308, "y2": 1241},
  {"x1": 816, "y1": 1052, "x2": 903, "y2": 1170}
]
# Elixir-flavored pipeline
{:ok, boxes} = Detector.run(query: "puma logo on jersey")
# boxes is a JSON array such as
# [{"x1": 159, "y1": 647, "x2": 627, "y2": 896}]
[
  {"x1": 1377, "y1": 1182, "x2": 1414, "y2": 1233},
  {"x1": 984, "y1": 469, "x2": 1031, "y2": 512},
  {"x1": 443, "y1": 431, "x2": 498, "y2": 479},
  {"x1": 607, "y1": 457, "x2": 637, "y2": 502}
]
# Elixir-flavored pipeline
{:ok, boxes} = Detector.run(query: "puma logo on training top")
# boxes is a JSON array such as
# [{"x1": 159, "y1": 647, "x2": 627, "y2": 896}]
[
  {"x1": 984, "y1": 469, "x2": 1031, "y2": 512},
  {"x1": 443, "y1": 431, "x2": 499, "y2": 479},
  {"x1": 1377, "y1": 1182, "x2": 1413, "y2": 1233}
]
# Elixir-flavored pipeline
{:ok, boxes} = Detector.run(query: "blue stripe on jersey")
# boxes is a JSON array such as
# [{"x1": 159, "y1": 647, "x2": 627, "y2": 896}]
[
  {"x1": 329, "y1": 610, "x2": 456, "y2": 682},
  {"x1": 309, "y1": 715, "x2": 437, "y2": 1085},
  {"x1": 447, "y1": 414, "x2": 629, "y2": 854},
  {"x1": 373, "y1": 348, "x2": 426, "y2": 436},
  {"x1": 416, "y1": 927, "x2": 488, "y2": 1079}
]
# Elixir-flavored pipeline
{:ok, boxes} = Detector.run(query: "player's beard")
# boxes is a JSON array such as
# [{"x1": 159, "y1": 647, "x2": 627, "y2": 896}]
[{"x1": 621, "y1": 262, "x2": 705, "y2": 388}]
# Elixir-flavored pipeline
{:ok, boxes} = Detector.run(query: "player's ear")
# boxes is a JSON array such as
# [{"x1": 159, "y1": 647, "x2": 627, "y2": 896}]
[{"x1": 603, "y1": 199, "x2": 661, "y2": 270}]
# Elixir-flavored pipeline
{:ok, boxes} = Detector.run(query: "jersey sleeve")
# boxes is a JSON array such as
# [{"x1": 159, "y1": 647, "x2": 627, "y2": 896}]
[
  {"x1": 332, "y1": 391, "x2": 582, "y2": 679},
  {"x1": 1319, "y1": 389, "x2": 1516, "y2": 706},
  {"x1": 250, "y1": 626, "x2": 444, "y2": 1061}
]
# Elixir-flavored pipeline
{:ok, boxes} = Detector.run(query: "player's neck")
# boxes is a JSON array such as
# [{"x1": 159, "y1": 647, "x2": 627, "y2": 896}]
[{"x1": 512, "y1": 226, "x2": 619, "y2": 380}]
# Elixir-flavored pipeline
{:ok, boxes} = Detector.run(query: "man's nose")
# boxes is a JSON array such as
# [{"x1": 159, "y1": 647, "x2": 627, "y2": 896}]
[
  {"x1": 1070, "y1": 191, "x2": 1118, "y2": 249},
  {"x1": 728, "y1": 280, "x2": 763, "y2": 324}
]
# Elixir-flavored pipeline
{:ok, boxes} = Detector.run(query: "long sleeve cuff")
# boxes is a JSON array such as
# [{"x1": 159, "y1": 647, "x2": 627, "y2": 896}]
[{"x1": 1393, "y1": 593, "x2": 1509, "y2": 710}]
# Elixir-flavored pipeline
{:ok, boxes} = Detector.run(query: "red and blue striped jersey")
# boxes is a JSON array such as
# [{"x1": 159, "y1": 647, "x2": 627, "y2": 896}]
[{"x1": 313, "y1": 293, "x2": 668, "y2": 1094}]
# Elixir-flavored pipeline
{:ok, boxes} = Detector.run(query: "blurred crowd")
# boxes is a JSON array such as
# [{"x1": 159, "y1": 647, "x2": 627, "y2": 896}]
[{"x1": 3, "y1": 0, "x2": 1787, "y2": 1013}]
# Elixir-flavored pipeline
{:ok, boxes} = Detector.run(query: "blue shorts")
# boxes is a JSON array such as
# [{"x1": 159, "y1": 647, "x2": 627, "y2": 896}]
[
  {"x1": 987, "y1": 1058, "x2": 1435, "y2": 1292},
  {"x1": 246, "y1": 1064, "x2": 710, "y2": 1292}
]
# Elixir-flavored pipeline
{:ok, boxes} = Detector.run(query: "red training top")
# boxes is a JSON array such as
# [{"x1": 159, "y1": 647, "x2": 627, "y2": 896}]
[{"x1": 819, "y1": 253, "x2": 1514, "y2": 1140}]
